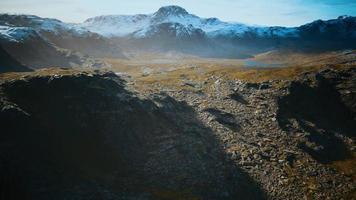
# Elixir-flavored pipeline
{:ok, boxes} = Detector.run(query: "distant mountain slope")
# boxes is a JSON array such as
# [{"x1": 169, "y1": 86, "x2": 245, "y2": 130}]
[
  {"x1": 0, "y1": 24, "x2": 107, "y2": 69},
  {"x1": 82, "y1": 6, "x2": 299, "y2": 39},
  {"x1": 296, "y1": 16, "x2": 356, "y2": 51},
  {"x1": 0, "y1": 6, "x2": 355, "y2": 62},
  {"x1": 81, "y1": 6, "x2": 355, "y2": 41},
  {"x1": 81, "y1": 6, "x2": 356, "y2": 57},
  {"x1": 0, "y1": 46, "x2": 31, "y2": 73},
  {"x1": 0, "y1": 14, "x2": 125, "y2": 59}
]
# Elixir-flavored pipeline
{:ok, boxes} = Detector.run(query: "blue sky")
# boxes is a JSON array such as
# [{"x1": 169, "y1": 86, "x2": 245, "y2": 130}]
[{"x1": 0, "y1": 0, "x2": 355, "y2": 26}]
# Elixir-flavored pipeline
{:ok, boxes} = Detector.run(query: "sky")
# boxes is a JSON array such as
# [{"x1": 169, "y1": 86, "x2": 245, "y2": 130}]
[{"x1": 0, "y1": 0, "x2": 355, "y2": 26}]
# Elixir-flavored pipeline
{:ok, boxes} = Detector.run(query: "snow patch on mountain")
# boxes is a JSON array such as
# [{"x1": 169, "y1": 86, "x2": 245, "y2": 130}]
[
  {"x1": 80, "y1": 6, "x2": 300, "y2": 39},
  {"x1": 0, "y1": 7, "x2": 354, "y2": 42},
  {"x1": 0, "y1": 25, "x2": 36, "y2": 42},
  {"x1": 0, "y1": 14, "x2": 91, "y2": 39},
  {"x1": 82, "y1": 14, "x2": 151, "y2": 37},
  {"x1": 0, "y1": 6, "x2": 304, "y2": 40}
]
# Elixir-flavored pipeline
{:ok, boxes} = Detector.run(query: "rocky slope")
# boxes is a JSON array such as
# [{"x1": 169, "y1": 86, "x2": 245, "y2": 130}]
[
  {"x1": 0, "y1": 14, "x2": 125, "y2": 58},
  {"x1": 0, "y1": 14, "x2": 124, "y2": 70},
  {"x1": 0, "y1": 70, "x2": 263, "y2": 199},
  {"x1": 0, "y1": 66, "x2": 355, "y2": 199},
  {"x1": 0, "y1": 46, "x2": 31, "y2": 72}
]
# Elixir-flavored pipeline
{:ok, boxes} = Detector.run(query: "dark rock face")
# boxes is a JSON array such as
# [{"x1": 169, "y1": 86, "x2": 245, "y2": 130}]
[
  {"x1": 154, "y1": 6, "x2": 190, "y2": 18},
  {"x1": 277, "y1": 68, "x2": 356, "y2": 163},
  {"x1": 0, "y1": 46, "x2": 31, "y2": 73},
  {"x1": 0, "y1": 73, "x2": 265, "y2": 199},
  {"x1": 0, "y1": 35, "x2": 86, "y2": 69},
  {"x1": 204, "y1": 108, "x2": 241, "y2": 131},
  {"x1": 297, "y1": 16, "x2": 356, "y2": 51}
]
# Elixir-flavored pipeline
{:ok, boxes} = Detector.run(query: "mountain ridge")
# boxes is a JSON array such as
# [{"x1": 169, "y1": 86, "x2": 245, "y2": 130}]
[
  {"x1": 0, "y1": 5, "x2": 355, "y2": 62},
  {"x1": 2, "y1": 6, "x2": 354, "y2": 40},
  {"x1": 80, "y1": 5, "x2": 355, "y2": 39},
  {"x1": 81, "y1": 5, "x2": 299, "y2": 38}
]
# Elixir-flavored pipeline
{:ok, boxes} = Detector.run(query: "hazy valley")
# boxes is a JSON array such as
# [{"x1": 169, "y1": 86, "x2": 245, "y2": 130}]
[{"x1": 0, "y1": 5, "x2": 355, "y2": 200}]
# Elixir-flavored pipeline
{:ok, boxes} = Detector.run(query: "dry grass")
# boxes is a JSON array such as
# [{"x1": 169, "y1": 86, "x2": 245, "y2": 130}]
[
  {"x1": 1, "y1": 58, "x2": 355, "y2": 95},
  {"x1": 1, "y1": 50, "x2": 355, "y2": 90},
  {"x1": 330, "y1": 155, "x2": 356, "y2": 198},
  {"x1": 148, "y1": 188, "x2": 200, "y2": 200},
  {"x1": 102, "y1": 50, "x2": 356, "y2": 91},
  {"x1": 0, "y1": 67, "x2": 102, "y2": 83},
  {"x1": 331, "y1": 154, "x2": 356, "y2": 180},
  {"x1": 132, "y1": 62, "x2": 355, "y2": 92},
  {"x1": 254, "y1": 50, "x2": 356, "y2": 66},
  {"x1": 211, "y1": 64, "x2": 352, "y2": 82}
]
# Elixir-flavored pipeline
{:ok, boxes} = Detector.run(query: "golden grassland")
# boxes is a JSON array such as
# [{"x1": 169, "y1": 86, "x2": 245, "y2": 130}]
[
  {"x1": 253, "y1": 49, "x2": 356, "y2": 66},
  {"x1": 119, "y1": 62, "x2": 355, "y2": 93},
  {"x1": 1, "y1": 52, "x2": 355, "y2": 96},
  {"x1": 101, "y1": 50, "x2": 356, "y2": 89},
  {"x1": 2, "y1": 50, "x2": 354, "y2": 85},
  {"x1": 0, "y1": 67, "x2": 86, "y2": 81}
]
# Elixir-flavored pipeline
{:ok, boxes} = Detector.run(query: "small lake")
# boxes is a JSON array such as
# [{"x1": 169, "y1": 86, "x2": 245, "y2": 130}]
[{"x1": 243, "y1": 60, "x2": 283, "y2": 68}]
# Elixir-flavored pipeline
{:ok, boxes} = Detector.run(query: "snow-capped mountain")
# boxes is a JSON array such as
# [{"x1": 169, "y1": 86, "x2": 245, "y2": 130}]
[
  {"x1": 0, "y1": 14, "x2": 125, "y2": 61},
  {"x1": 0, "y1": 25, "x2": 37, "y2": 42},
  {"x1": 81, "y1": 5, "x2": 299, "y2": 38},
  {"x1": 0, "y1": 14, "x2": 121, "y2": 69},
  {"x1": 0, "y1": 5, "x2": 355, "y2": 64},
  {"x1": 0, "y1": 14, "x2": 89, "y2": 38},
  {"x1": 1, "y1": 6, "x2": 355, "y2": 46},
  {"x1": 82, "y1": 14, "x2": 151, "y2": 37}
]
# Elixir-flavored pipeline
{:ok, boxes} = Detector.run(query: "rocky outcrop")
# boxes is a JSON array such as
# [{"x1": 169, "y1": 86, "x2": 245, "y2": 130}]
[
  {"x1": 277, "y1": 68, "x2": 356, "y2": 163},
  {"x1": 0, "y1": 72, "x2": 264, "y2": 199},
  {"x1": 133, "y1": 66, "x2": 356, "y2": 199}
]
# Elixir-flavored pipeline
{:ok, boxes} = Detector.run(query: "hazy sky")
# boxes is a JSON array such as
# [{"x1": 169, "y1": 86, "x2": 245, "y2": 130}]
[{"x1": 0, "y1": 0, "x2": 355, "y2": 26}]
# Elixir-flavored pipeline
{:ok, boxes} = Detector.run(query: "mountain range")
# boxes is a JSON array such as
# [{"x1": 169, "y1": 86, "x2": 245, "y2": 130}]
[
  {"x1": 82, "y1": 6, "x2": 299, "y2": 38},
  {"x1": 0, "y1": 5, "x2": 355, "y2": 70}
]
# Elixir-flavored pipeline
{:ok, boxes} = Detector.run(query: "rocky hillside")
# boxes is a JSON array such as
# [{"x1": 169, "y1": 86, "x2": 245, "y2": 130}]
[
  {"x1": 0, "y1": 70, "x2": 263, "y2": 199},
  {"x1": 0, "y1": 46, "x2": 31, "y2": 73},
  {"x1": 0, "y1": 66, "x2": 355, "y2": 199},
  {"x1": 0, "y1": 14, "x2": 124, "y2": 70},
  {"x1": 0, "y1": 14, "x2": 125, "y2": 58}
]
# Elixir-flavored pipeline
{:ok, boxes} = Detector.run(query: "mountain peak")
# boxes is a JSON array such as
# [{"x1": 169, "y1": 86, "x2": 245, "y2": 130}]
[
  {"x1": 337, "y1": 15, "x2": 352, "y2": 20},
  {"x1": 155, "y1": 5, "x2": 189, "y2": 17}
]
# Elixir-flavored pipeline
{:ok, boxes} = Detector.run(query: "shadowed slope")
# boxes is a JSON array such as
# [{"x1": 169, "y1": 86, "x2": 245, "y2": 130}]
[
  {"x1": 0, "y1": 72, "x2": 266, "y2": 199},
  {"x1": 277, "y1": 68, "x2": 356, "y2": 163},
  {"x1": 0, "y1": 46, "x2": 31, "y2": 73}
]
